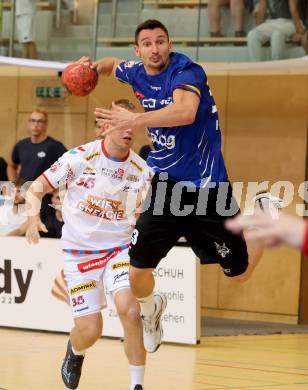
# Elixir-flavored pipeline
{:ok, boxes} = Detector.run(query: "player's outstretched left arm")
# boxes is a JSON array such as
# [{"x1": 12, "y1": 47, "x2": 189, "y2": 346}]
[
  {"x1": 95, "y1": 88, "x2": 199, "y2": 136},
  {"x1": 25, "y1": 176, "x2": 52, "y2": 244}
]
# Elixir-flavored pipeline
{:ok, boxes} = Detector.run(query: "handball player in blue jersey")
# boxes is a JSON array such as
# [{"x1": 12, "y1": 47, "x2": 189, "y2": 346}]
[{"x1": 84, "y1": 19, "x2": 282, "y2": 353}]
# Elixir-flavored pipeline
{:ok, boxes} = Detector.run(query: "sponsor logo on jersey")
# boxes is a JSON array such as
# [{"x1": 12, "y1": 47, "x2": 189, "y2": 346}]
[
  {"x1": 78, "y1": 196, "x2": 125, "y2": 220},
  {"x1": 37, "y1": 151, "x2": 46, "y2": 158},
  {"x1": 118, "y1": 168, "x2": 125, "y2": 177},
  {"x1": 50, "y1": 161, "x2": 62, "y2": 172},
  {"x1": 85, "y1": 151, "x2": 100, "y2": 161},
  {"x1": 57, "y1": 164, "x2": 74, "y2": 185},
  {"x1": 151, "y1": 131, "x2": 176, "y2": 149},
  {"x1": 130, "y1": 160, "x2": 143, "y2": 172},
  {"x1": 214, "y1": 242, "x2": 232, "y2": 258},
  {"x1": 124, "y1": 60, "x2": 136, "y2": 68},
  {"x1": 134, "y1": 91, "x2": 145, "y2": 100},
  {"x1": 77, "y1": 249, "x2": 120, "y2": 273},
  {"x1": 69, "y1": 280, "x2": 96, "y2": 295},
  {"x1": 114, "y1": 270, "x2": 128, "y2": 284},
  {"x1": 142, "y1": 98, "x2": 156, "y2": 109},
  {"x1": 82, "y1": 166, "x2": 96, "y2": 175},
  {"x1": 82, "y1": 172, "x2": 96, "y2": 176},
  {"x1": 141, "y1": 97, "x2": 173, "y2": 109},
  {"x1": 69, "y1": 146, "x2": 86, "y2": 154},
  {"x1": 127, "y1": 174, "x2": 139, "y2": 182},
  {"x1": 74, "y1": 306, "x2": 89, "y2": 313},
  {"x1": 150, "y1": 85, "x2": 161, "y2": 91},
  {"x1": 84, "y1": 166, "x2": 95, "y2": 172},
  {"x1": 102, "y1": 167, "x2": 125, "y2": 180},
  {"x1": 123, "y1": 184, "x2": 139, "y2": 193},
  {"x1": 112, "y1": 261, "x2": 129, "y2": 270}
]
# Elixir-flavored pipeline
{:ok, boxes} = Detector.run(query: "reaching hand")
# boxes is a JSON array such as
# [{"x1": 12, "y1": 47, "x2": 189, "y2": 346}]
[
  {"x1": 26, "y1": 218, "x2": 48, "y2": 244},
  {"x1": 94, "y1": 102, "x2": 139, "y2": 136},
  {"x1": 76, "y1": 56, "x2": 92, "y2": 67},
  {"x1": 225, "y1": 211, "x2": 305, "y2": 250},
  {"x1": 76, "y1": 56, "x2": 108, "y2": 76}
]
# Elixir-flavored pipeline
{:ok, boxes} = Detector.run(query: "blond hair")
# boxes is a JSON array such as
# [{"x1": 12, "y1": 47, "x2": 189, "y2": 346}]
[
  {"x1": 112, "y1": 99, "x2": 137, "y2": 112},
  {"x1": 31, "y1": 109, "x2": 48, "y2": 122}
]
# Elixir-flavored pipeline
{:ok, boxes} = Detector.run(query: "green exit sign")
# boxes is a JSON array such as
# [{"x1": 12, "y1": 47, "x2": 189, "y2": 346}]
[{"x1": 36, "y1": 86, "x2": 66, "y2": 98}]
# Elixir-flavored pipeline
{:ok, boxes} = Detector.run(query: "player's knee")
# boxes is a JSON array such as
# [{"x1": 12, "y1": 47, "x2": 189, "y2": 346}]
[
  {"x1": 118, "y1": 304, "x2": 140, "y2": 328},
  {"x1": 230, "y1": 273, "x2": 249, "y2": 283},
  {"x1": 129, "y1": 265, "x2": 147, "y2": 286},
  {"x1": 76, "y1": 319, "x2": 102, "y2": 343},
  {"x1": 223, "y1": 257, "x2": 249, "y2": 283},
  {"x1": 229, "y1": 264, "x2": 251, "y2": 283}
]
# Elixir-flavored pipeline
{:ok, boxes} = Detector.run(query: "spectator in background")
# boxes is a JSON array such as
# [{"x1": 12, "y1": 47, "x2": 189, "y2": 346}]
[
  {"x1": 296, "y1": 0, "x2": 308, "y2": 53},
  {"x1": 207, "y1": 0, "x2": 246, "y2": 38},
  {"x1": 247, "y1": 0, "x2": 304, "y2": 61},
  {"x1": 138, "y1": 134, "x2": 153, "y2": 161},
  {"x1": 15, "y1": 0, "x2": 37, "y2": 59},
  {"x1": 0, "y1": 157, "x2": 8, "y2": 181},
  {"x1": 94, "y1": 119, "x2": 104, "y2": 140},
  {"x1": 41, "y1": 189, "x2": 64, "y2": 239},
  {"x1": 0, "y1": 178, "x2": 28, "y2": 236},
  {"x1": 7, "y1": 109, "x2": 66, "y2": 182}
]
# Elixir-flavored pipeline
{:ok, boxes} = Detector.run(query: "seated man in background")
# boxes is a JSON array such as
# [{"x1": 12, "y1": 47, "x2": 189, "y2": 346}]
[
  {"x1": 94, "y1": 119, "x2": 104, "y2": 140},
  {"x1": 247, "y1": 0, "x2": 304, "y2": 61},
  {"x1": 0, "y1": 156, "x2": 8, "y2": 181},
  {"x1": 41, "y1": 189, "x2": 64, "y2": 239},
  {"x1": 207, "y1": 0, "x2": 246, "y2": 38},
  {"x1": 296, "y1": 0, "x2": 308, "y2": 53},
  {"x1": 0, "y1": 178, "x2": 27, "y2": 236},
  {"x1": 138, "y1": 134, "x2": 153, "y2": 162}
]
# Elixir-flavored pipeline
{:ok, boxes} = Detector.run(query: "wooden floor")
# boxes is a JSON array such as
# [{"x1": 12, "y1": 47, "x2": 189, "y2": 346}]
[{"x1": 1, "y1": 328, "x2": 308, "y2": 389}]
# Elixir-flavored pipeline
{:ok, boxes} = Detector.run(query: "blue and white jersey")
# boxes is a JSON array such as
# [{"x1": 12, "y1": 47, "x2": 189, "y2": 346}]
[{"x1": 115, "y1": 52, "x2": 228, "y2": 187}]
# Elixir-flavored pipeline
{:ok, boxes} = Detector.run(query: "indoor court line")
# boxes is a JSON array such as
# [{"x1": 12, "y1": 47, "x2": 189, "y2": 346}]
[{"x1": 1, "y1": 328, "x2": 308, "y2": 389}]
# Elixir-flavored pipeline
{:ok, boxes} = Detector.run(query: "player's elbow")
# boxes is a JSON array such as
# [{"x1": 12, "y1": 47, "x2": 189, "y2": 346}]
[{"x1": 183, "y1": 108, "x2": 197, "y2": 125}]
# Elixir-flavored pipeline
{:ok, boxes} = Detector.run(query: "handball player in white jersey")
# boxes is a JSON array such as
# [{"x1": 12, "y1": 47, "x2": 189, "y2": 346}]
[{"x1": 25, "y1": 99, "x2": 151, "y2": 390}]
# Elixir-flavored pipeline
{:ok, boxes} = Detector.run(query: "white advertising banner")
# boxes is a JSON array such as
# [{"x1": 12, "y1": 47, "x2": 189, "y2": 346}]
[{"x1": 0, "y1": 237, "x2": 200, "y2": 344}]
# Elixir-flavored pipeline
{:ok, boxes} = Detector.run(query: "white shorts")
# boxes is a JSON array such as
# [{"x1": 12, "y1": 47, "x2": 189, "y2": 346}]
[
  {"x1": 64, "y1": 248, "x2": 130, "y2": 318},
  {"x1": 16, "y1": 14, "x2": 35, "y2": 43}
]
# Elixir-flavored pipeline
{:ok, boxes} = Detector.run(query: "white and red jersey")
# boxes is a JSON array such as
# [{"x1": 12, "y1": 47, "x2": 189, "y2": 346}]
[{"x1": 43, "y1": 140, "x2": 152, "y2": 251}]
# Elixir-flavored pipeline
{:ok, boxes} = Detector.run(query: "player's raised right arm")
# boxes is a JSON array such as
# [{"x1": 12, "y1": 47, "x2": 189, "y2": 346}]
[{"x1": 78, "y1": 56, "x2": 122, "y2": 77}]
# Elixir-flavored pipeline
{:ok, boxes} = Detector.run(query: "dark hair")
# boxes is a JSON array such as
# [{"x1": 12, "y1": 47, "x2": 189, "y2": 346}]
[
  {"x1": 135, "y1": 19, "x2": 169, "y2": 45},
  {"x1": 13, "y1": 177, "x2": 26, "y2": 188},
  {"x1": 112, "y1": 99, "x2": 137, "y2": 112}
]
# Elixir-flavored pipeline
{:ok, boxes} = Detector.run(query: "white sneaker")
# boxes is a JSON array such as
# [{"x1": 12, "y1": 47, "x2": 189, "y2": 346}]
[
  {"x1": 140, "y1": 292, "x2": 167, "y2": 353},
  {"x1": 254, "y1": 191, "x2": 283, "y2": 218},
  {"x1": 254, "y1": 191, "x2": 283, "y2": 210}
]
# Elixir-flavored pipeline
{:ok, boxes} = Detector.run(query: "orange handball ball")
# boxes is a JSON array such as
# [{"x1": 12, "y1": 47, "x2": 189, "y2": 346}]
[{"x1": 61, "y1": 63, "x2": 98, "y2": 96}]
